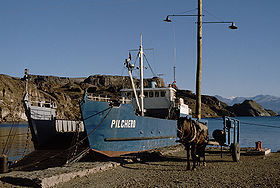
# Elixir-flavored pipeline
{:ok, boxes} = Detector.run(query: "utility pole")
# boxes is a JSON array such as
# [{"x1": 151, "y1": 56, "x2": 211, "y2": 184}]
[
  {"x1": 164, "y1": 0, "x2": 237, "y2": 119},
  {"x1": 196, "y1": 0, "x2": 202, "y2": 119}
]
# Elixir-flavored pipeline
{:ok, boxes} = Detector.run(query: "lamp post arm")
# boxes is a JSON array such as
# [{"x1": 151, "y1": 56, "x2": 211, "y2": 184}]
[
  {"x1": 202, "y1": 21, "x2": 233, "y2": 24},
  {"x1": 201, "y1": 21, "x2": 238, "y2": 29},
  {"x1": 168, "y1": 14, "x2": 200, "y2": 17}
]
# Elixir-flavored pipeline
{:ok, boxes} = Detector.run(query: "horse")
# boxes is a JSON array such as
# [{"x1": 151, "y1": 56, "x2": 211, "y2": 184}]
[{"x1": 177, "y1": 117, "x2": 208, "y2": 170}]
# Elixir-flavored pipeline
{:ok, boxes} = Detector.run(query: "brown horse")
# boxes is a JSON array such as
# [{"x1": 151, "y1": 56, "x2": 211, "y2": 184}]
[{"x1": 177, "y1": 117, "x2": 208, "y2": 170}]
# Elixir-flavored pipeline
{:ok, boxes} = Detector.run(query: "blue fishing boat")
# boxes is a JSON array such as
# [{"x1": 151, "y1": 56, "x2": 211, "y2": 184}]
[{"x1": 80, "y1": 35, "x2": 191, "y2": 157}]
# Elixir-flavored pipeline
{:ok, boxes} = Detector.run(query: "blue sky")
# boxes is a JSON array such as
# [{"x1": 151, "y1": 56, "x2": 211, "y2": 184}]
[{"x1": 0, "y1": 0, "x2": 279, "y2": 98}]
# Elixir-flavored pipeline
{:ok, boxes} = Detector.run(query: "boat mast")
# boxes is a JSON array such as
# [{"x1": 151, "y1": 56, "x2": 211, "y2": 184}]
[
  {"x1": 23, "y1": 68, "x2": 31, "y2": 109},
  {"x1": 139, "y1": 34, "x2": 144, "y2": 116},
  {"x1": 125, "y1": 56, "x2": 142, "y2": 113},
  {"x1": 25, "y1": 69, "x2": 29, "y2": 98}
]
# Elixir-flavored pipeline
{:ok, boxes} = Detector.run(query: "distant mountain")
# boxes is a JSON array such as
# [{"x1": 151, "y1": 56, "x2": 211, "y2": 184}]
[{"x1": 215, "y1": 95, "x2": 280, "y2": 114}]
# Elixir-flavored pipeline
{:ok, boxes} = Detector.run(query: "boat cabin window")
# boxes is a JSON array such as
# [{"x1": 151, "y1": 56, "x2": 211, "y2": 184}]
[
  {"x1": 155, "y1": 91, "x2": 159, "y2": 97},
  {"x1": 45, "y1": 103, "x2": 50, "y2": 108},
  {"x1": 121, "y1": 88, "x2": 172, "y2": 99}
]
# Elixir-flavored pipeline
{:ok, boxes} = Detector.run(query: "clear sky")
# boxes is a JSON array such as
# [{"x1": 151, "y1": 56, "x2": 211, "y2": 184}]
[{"x1": 0, "y1": 0, "x2": 279, "y2": 98}]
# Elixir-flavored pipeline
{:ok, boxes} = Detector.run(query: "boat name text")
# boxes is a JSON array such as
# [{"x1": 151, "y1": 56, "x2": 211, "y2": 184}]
[{"x1": 111, "y1": 120, "x2": 136, "y2": 128}]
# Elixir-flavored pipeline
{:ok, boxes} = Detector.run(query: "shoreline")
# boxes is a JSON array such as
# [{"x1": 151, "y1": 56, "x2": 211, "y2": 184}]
[
  {"x1": 1, "y1": 115, "x2": 280, "y2": 124},
  {"x1": 1, "y1": 145, "x2": 279, "y2": 187},
  {"x1": 0, "y1": 122, "x2": 28, "y2": 125}
]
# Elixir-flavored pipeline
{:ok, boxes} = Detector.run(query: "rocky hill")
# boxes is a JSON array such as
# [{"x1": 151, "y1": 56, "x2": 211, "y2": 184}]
[
  {"x1": 0, "y1": 74, "x2": 165, "y2": 122},
  {"x1": 226, "y1": 100, "x2": 277, "y2": 117},
  {"x1": 0, "y1": 74, "x2": 277, "y2": 123},
  {"x1": 0, "y1": 74, "x2": 27, "y2": 122}
]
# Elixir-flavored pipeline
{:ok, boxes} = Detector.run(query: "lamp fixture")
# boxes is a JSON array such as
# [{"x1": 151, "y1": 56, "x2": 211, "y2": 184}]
[
  {"x1": 163, "y1": 16, "x2": 171, "y2": 22},
  {"x1": 229, "y1": 22, "x2": 238, "y2": 30}
]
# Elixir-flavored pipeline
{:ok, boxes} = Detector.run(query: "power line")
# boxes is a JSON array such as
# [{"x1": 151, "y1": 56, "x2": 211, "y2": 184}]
[
  {"x1": 241, "y1": 121, "x2": 280, "y2": 129},
  {"x1": 202, "y1": 8, "x2": 225, "y2": 22},
  {"x1": 176, "y1": 9, "x2": 198, "y2": 15},
  {"x1": 143, "y1": 54, "x2": 157, "y2": 77},
  {"x1": 206, "y1": 117, "x2": 280, "y2": 129}
]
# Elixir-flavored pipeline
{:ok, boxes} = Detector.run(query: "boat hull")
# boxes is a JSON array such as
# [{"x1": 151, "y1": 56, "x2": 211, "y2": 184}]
[
  {"x1": 80, "y1": 99, "x2": 178, "y2": 157},
  {"x1": 28, "y1": 119, "x2": 88, "y2": 150}
]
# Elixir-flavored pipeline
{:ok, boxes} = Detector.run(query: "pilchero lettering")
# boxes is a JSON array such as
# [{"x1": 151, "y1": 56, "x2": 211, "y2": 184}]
[{"x1": 111, "y1": 120, "x2": 136, "y2": 128}]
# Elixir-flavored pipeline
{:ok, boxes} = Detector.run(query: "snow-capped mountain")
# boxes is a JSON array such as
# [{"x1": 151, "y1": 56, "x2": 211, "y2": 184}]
[{"x1": 215, "y1": 95, "x2": 280, "y2": 114}]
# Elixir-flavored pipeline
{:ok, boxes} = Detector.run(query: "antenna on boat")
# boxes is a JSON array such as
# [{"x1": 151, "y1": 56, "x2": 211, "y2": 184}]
[
  {"x1": 139, "y1": 33, "x2": 144, "y2": 116},
  {"x1": 172, "y1": 23, "x2": 177, "y2": 87},
  {"x1": 173, "y1": 47, "x2": 176, "y2": 84}
]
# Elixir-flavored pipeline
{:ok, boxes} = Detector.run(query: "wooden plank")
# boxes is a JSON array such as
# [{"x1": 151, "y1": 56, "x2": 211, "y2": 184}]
[{"x1": 207, "y1": 141, "x2": 220, "y2": 146}]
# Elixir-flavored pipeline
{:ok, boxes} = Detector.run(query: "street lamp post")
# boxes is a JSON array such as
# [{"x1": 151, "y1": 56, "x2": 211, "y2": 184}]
[
  {"x1": 196, "y1": 0, "x2": 203, "y2": 119},
  {"x1": 164, "y1": 0, "x2": 237, "y2": 119}
]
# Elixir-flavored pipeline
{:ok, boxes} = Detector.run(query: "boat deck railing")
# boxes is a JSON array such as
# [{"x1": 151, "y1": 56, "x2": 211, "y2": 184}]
[
  {"x1": 30, "y1": 108, "x2": 55, "y2": 120},
  {"x1": 30, "y1": 101, "x2": 57, "y2": 108},
  {"x1": 87, "y1": 95, "x2": 111, "y2": 102},
  {"x1": 28, "y1": 96, "x2": 57, "y2": 109},
  {"x1": 119, "y1": 97, "x2": 131, "y2": 104},
  {"x1": 87, "y1": 95, "x2": 132, "y2": 104}
]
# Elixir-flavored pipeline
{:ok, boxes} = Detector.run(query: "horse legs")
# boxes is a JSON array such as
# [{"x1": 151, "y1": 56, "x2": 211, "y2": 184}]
[
  {"x1": 184, "y1": 144, "x2": 191, "y2": 170},
  {"x1": 191, "y1": 143, "x2": 197, "y2": 170},
  {"x1": 197, "y1": 144, "x2": 206, "y2": 166},
  {"x1": 202, "y1": 145, "x2": 206, "y2": 167},
  {"x1": 197, "y1": 144, "x2": 206, "y2": 167}
]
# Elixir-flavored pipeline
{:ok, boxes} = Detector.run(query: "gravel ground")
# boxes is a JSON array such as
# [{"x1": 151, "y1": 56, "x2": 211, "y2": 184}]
[
  {"x1": 56, "y1": 146, "x2": 280, "y2": 188},
  {"x1": 1, "y1": 145, "x2": 280, "y2": 187}
]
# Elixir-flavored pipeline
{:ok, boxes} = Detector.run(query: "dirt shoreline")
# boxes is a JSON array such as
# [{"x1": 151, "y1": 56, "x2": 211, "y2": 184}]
[{"x1": 1, "y1": 145, "x2": 280, "y2": 187}]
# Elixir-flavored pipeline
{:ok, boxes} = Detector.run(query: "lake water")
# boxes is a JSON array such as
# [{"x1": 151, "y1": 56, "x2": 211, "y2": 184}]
[
  {"x1": 205, "y1": 116, "x2": 280, "y2": 152},
  {"x1": 0, "y1": 123, "x2": 34, "y2": 162},
  {"x1": 0, "y1": 116, "x2": 279, "y2": 162}
]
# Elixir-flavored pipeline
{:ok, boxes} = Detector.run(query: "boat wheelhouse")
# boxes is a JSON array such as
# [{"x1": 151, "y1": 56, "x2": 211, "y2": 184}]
[{"x1": 120, "y1": 86, "x2": 191, "y2": 119}]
